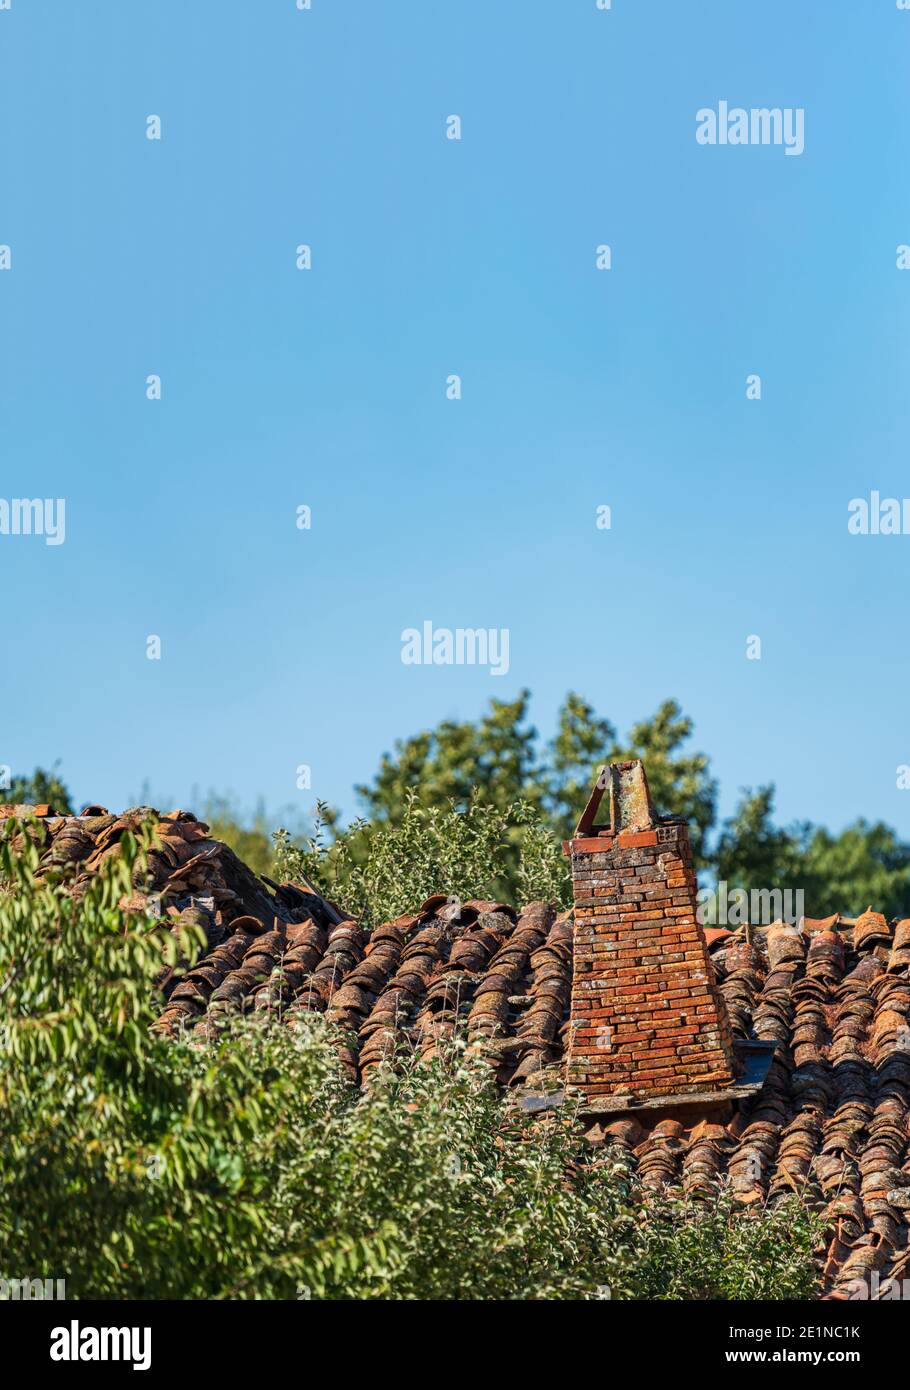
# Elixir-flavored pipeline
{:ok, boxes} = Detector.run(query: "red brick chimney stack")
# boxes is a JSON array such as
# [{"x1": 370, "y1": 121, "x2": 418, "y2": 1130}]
[{"x1": 564, "y1": 759, "x2": 737, "y2": 1108}]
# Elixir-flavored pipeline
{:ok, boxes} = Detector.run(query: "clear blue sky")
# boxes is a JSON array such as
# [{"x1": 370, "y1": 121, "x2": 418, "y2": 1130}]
[{"x1": 1, "y1": 1, "x2": 908, "y2": 840}]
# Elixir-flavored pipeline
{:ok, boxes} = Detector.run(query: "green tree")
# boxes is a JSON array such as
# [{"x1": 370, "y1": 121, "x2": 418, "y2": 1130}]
[
  {"x1": 714, "y1": 786, "x2": 803, "y2": 891},
  {"x1": 798, "y1": 819, "x2": 910, "y2": 919},
  {"x1": 714, "y1": 787, "x2": 910, "y2": 920},
  {"x1": 5, "y1": 763, "x2": 74, "y2": 814},
  {"x1": 355, "y1": 690, "x2": 541, "y2": 822}
]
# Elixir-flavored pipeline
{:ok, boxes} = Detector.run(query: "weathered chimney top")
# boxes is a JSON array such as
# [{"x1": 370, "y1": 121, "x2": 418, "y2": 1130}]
[{"x1": 573, "y1": 756, "x2": 655, "y2": 839}]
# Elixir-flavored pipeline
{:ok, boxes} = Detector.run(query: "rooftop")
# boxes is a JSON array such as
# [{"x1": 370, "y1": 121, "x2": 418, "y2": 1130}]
[{"x1": 3, "y1": 801, "x2": 910, "y2": 1298}]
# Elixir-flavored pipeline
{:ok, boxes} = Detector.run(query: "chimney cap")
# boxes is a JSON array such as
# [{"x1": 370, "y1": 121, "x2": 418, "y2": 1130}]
[{"x1": 574, "y1": 758, "x2": 655, "y2": 837}]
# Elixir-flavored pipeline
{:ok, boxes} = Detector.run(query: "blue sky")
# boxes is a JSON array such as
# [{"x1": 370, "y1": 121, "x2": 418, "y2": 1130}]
[{"x1": 1, "y1": 0, "x2": 909, "y2": 840}]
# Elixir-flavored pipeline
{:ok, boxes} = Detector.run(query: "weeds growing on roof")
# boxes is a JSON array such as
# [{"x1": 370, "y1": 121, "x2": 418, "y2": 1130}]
[
  {"x1": 634, "y1": 1186, "x2": 824, "y2": 1300},
  {"x1": 274, "y1": 792, "x2": 571, "y2": 927}
]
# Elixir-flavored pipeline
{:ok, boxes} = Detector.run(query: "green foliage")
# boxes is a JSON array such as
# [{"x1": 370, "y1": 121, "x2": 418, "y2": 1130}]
[
  {"x1": 238, "y1": 1037, "x2": 643, "y2": 1301},
  {"x1": 633, "y1": 1187, "x2": 824, "y2": 1300},
  {"x1": 355, "y1": 692, "x2": 542, "y2": 823},
  {"x1": 715, "y1": 786, "x2": 910, "y2": 919},
  {"x1": 715, "y1": 785, "x2": 802, "y2": 890},
  {"x1": 276, "y1": 793, "x2": 571, "y2": 927},
  {"x1": 5, "y1": 762, "x2": 74, "y2": 814},
  {"x1": 200, "y1": 793, "x2": 290, "y2": 878},
  {"x1": 512, "y1": 799, "x2": 572, "y2": 907},
  {"x1": 796, "y1": 819, "x2": 910, "y2": 919}
]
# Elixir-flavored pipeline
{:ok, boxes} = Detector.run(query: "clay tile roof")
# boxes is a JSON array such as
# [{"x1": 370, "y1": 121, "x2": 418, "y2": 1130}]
[
  {"x1": 0, "y1": 797, "x2": 345, "y2": 939},
  {"x1": 5, "y1": 802, "x2": 910, "y2": 1296}
]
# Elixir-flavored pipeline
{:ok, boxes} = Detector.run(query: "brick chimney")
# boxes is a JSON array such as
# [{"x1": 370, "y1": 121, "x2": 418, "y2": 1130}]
[{"x1": 564, "y1": 760, "x2": 738, "y2": 1109}]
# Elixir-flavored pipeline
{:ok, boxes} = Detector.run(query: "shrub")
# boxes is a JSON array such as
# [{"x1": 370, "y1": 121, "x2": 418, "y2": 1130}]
[
  {"x1": 632, "y1": 1187, "x2": 824, "y2": 1300},
  {"x1": 274, "y1": 793, "x2": 571, "y2": 926}
]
